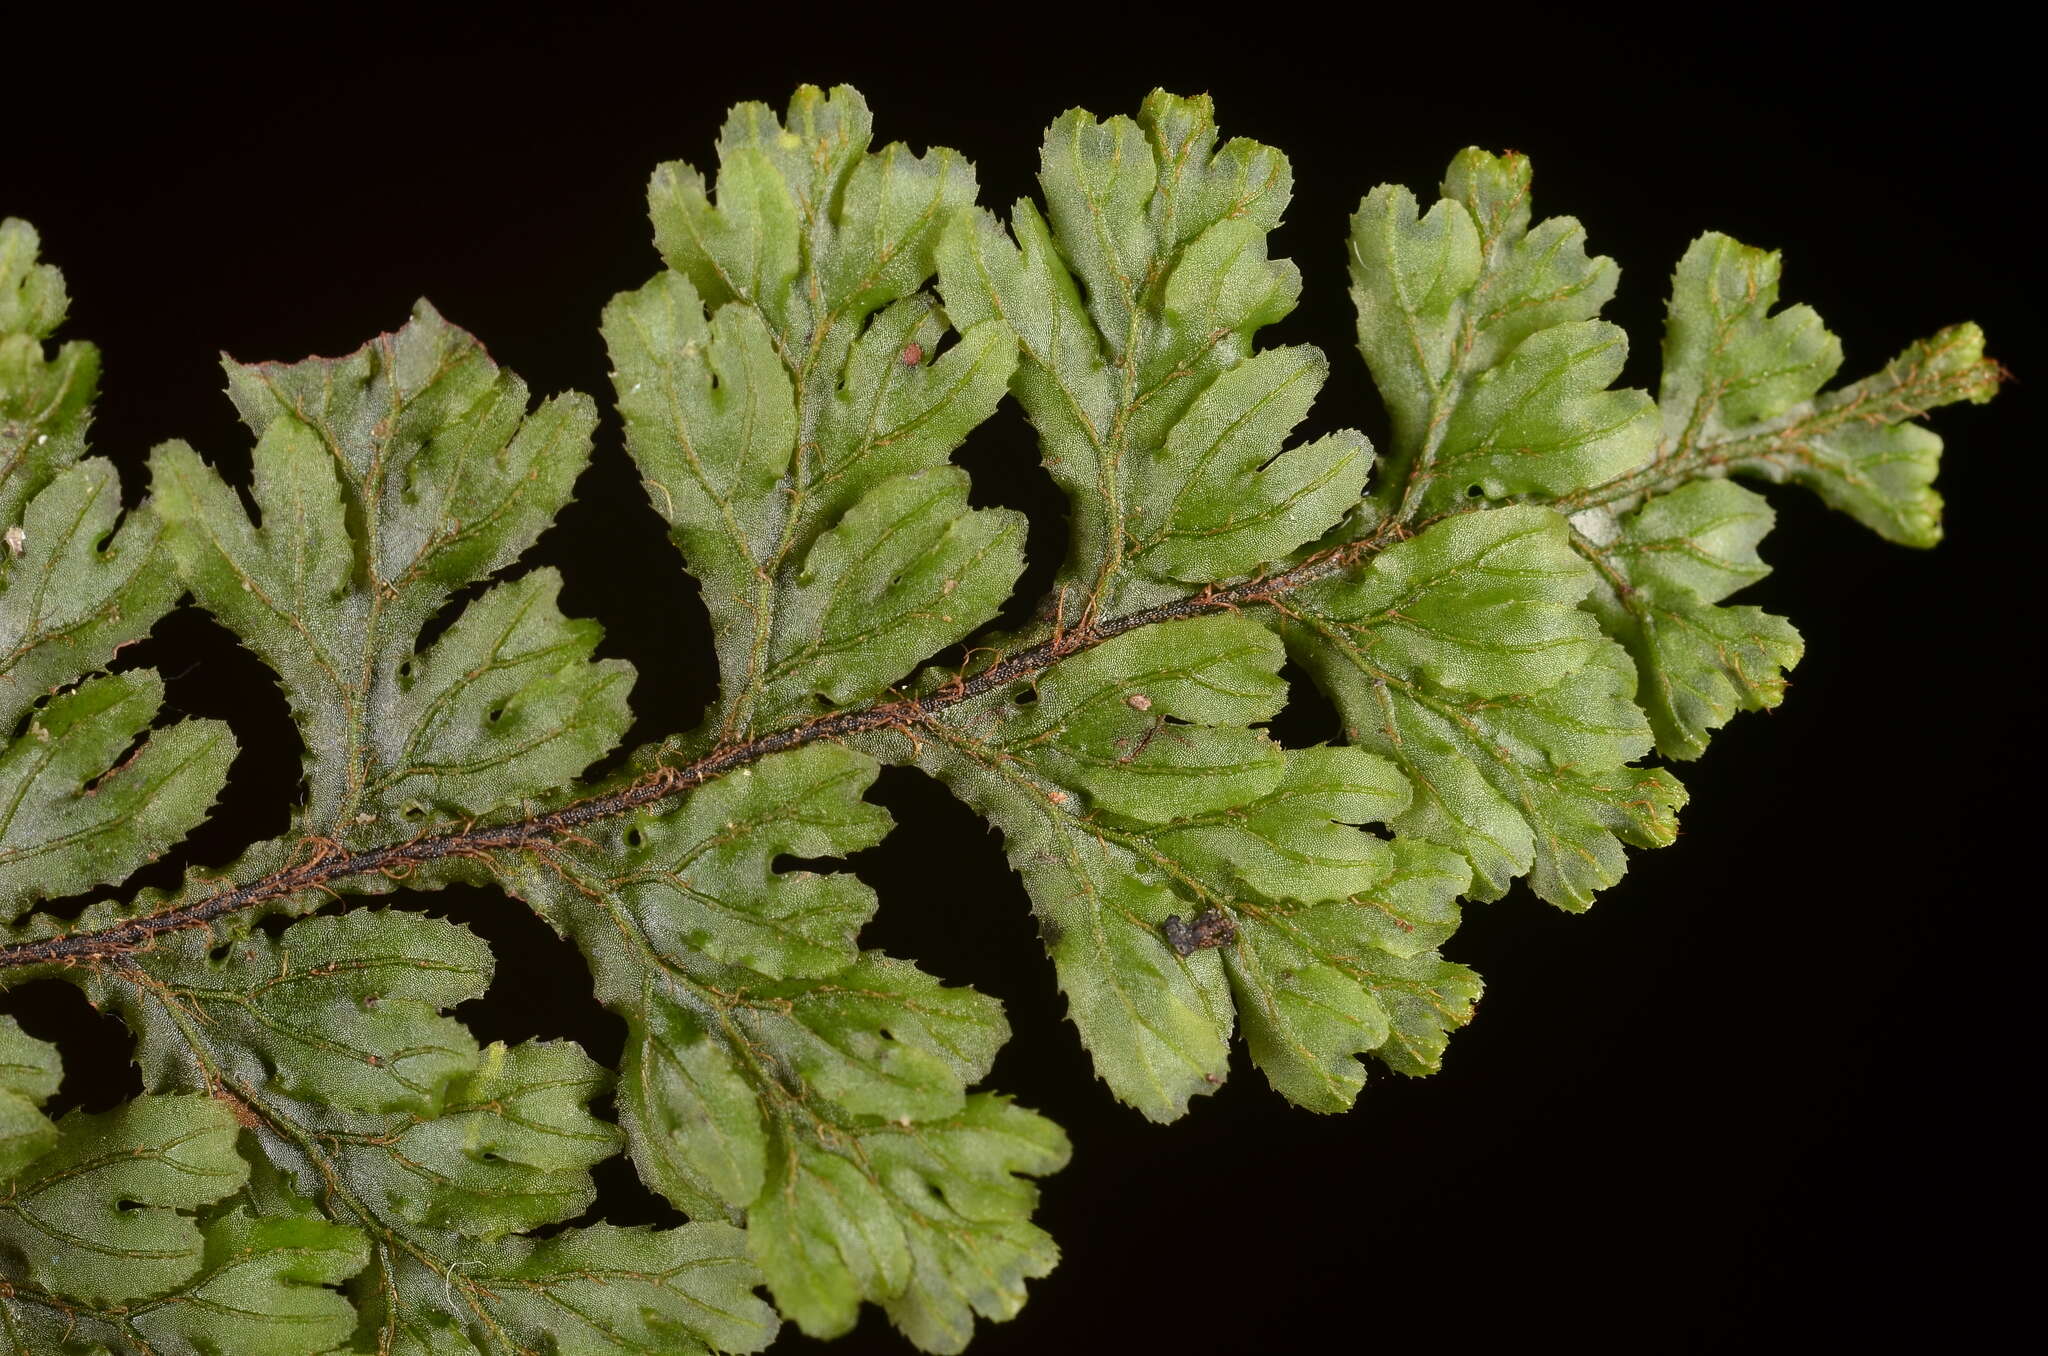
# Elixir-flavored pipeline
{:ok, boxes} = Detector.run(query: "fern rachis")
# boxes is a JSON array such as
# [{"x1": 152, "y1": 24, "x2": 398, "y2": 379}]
[{"x1": 0, "y1": 86, "x2": 1999, "y2": 1355}]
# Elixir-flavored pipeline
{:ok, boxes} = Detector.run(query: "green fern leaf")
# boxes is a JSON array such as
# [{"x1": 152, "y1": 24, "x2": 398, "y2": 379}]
[
  {"x1": 438, "y1": 1223, "x2": 777, "y2": 1355},
  {"x1": 141, "y1": 909, "x2": 493, "y2": 1115},
  {"x1": 0, "y1": 85, "x2": 2001, "y2": 1355},
  {"x1": 937, "y1": 92, "x2": 1368, "y2": 614},
  {"x1": 749, "y1": 1093, "x2": 1065, "y2": 1353},
  {"x1": 0, "y1": 1031, "x2": 366, "y2": 1356},
  {"x1": 0, "y1": 1015, "x2": 59, "y2": 1178},
  {"x1": 1288, "y1": 506, "x2": 1684, "y2": 907},
  {"x1": 0, "y1": 219, "x2": 99, "y2": 528},
  {"x1": 0, "y1": 669, "x2": 232, "y2": 917},
  {"x1": 0, "y1": 225, "x2": 229, "y2": 924},
  {"x1": 1170, "y1": 747, "x2": 1480, "y2": 1109},
  {"x1": 1573, "y1": 479, "x2": 1804, "y2": 759},
  {"x1": 904, "y1": 623, "x2": 1482, "y2": 1116},
  {"x1": 490, "y1": 741, "x2": 1065, "y2": 1340},
  {"x1": 378, "y1": 567, "x2": 633, "y2": 818},
  {"x1": 0, "y1": 1093, "x2": 251, "y2": 1303},
  {"x1": 899, "y1": 616, "x2": 1278, "y2": 1119},
  {"x1": 1559, "y1": 232, "x2": 1998, "y2": 760},
  {"x1": 1349, "y1": 150, "x2": 1651, "y2": 516},
  {"x1": 1649, "y1": 233, "x2": 1997, "y2": 548},
  {"x1": 0, "y1": 458, "x2": 180, "y2": 736},
  {"x1": 107, "y1": 913, "x2": 618, "y2": 1234},
  {"x1": 0, "y1": 1199, "x2": 368, "y2": 1356},
  {"x1": 115, "y1": 1208, "x2": 368, "y2": 1356},
  {"x1": 149, "y1": 302, "x2": 607, "y2": 831},
  {"x1": 608, "y1": 86, "x2": 1020, "y2": 740},
  {"x1": 70, "y1": 907, "x2": 757, "y2": 1349}
]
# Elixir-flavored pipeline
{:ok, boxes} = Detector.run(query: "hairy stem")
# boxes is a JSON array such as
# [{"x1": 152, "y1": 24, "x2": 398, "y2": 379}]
[{"x1": 0, "y1": 529, "x2": 1399, "y2": 972}]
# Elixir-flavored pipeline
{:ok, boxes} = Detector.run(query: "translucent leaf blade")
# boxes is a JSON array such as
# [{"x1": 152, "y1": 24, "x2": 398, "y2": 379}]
[
  {"x1": 619, "y1": 992, "x2": 770, "y2": 1215},
  {"x1": 375, "y1": 567, "x2": 634, "y2": 818},
  {"x1": 97, "y1": 913, "x2": 621, "y2": 1255},
  {"x1": 598, "y1": 743, "x2": 892, "y2": 980},
  {"x1": 900, "y1": 616, "x2": 1305, "y2": 1118},
  {"x1": 0, "y1": 1016, "x2": 60, "y2": 1179},
  {"x1": 936, "y1": 92, "x2": 1359, "y2": 616},
  {"x1": 380, "y1": 1039, "x2": 622, "y2": 1241},
  {"x1": 619, "y1": 85, "x2": 1012, "y2": 740},
  {"x1": 0, "y1": 670, "x2": 232, "y2": 922},
  {"x1": 126, "y1": 1208, "x2": 368, "y2": 1356},
  {"x1": 1576, "y1": 480, "x2": 1804, "y2": 759},
  {"x1": 1660, "y1": 231, "x2": 1844, "y2": 442},
  {"x1": 485, "y1": 748, "x2": 1061, "y2": 1349},
  {"x1": 751, "y1": 1095, "x2": 1068, "y2": 1354},
  {"x1": 1149, "y1": 745, "x2": 1407, "y2": 906},
  {"x1": 0, "y1": 459, "x2": 180, "y2": 735},
  {"x1": 1022, "y1": 614, "x2": 1288, "y2": 821},
  {"x1": 0, "y1": 1094, "x2": 249, "y2": 1305},
  {"x1": 1425, "y1": 319, "x2": 1658, "y2": 512},
  {"x1": 1349, "y1": 150, "x2": 1642, "y2": 514},
  {"x1": 0, "y1": 219, "x2": 100, "y2": 527},
  {"x1": 158, "y1": 910, "x2": 494, "y2": 1114},
  {"x1": 478, "y1": 1223, "x2": 779, "y2": 1356},
  {"x1": 1131, "y1": 346, "x2": 1372, "y2": 583},
  {"x1": 150, "y1": 304, "x2": 606, "y2": 832},
  {"x1": 1288, "y1": 506, "x2": 1682, "y2": 908},
  {"x1": 1620, "y1": 233, "x2": 1998, "y2": 550},
  {"x1": 1226, "y1": 913, "x2": 1479, "y2": 1111},
  {"x1": 765, "y1": 467, "x2": 1025, "y2": 713},
  {"x1": 734, "y1": 953, "x2": 1008, "y2": 1123}
]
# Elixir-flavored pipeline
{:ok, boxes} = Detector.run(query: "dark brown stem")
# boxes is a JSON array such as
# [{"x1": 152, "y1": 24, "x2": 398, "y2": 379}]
[{"x1": 0, "y1": 537, "x2": 1385, "y2": 973}]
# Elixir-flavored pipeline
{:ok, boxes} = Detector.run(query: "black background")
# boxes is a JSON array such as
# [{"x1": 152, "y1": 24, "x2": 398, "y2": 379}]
[{"x1": 4, "y1": 9, "x2": 2034, "y2": 1352}]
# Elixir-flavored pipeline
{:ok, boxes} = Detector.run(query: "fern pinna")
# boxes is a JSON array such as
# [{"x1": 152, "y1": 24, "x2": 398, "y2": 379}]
[{"x1": 0, "y1": 87, "x2": 1997, "y2": 1354}]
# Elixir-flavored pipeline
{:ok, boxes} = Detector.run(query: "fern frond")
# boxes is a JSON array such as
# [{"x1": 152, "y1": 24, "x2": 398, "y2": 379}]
[{"x1": 0, "y1": 89, "x2": 1999, "y2": 1355}]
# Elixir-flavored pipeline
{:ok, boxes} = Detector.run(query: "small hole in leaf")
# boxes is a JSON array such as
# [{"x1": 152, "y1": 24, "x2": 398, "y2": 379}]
[{"x1": 95, "y1": 509, "x2": 129, "y2": 555}]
